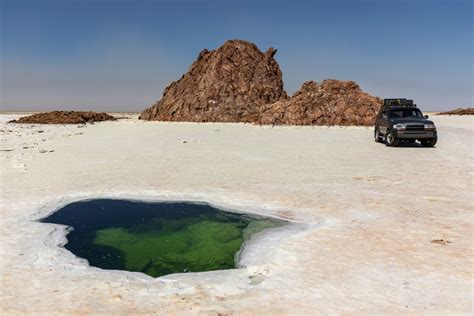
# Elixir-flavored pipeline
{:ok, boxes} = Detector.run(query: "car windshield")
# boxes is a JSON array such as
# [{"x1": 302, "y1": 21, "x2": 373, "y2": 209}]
[{"x1": 389, "y1": 109, "x2": 423, "y2": 119}]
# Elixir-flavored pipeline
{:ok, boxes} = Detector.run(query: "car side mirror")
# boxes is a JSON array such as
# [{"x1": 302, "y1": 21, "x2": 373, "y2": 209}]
[{"x1": 424, "y1": 115, "x2": 429, "y2": 119}]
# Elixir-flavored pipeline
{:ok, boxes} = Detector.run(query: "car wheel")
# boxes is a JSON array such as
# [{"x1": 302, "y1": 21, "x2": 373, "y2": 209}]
[
  {"x1": 385, "y1": 130, "x2": 399, "y2": 147},
  {"x1": 374, "y1": 128, "x2": 382, "y2": 143},
  {"x1": 420, "y1": 137, "x2": 437, "y2": 147}
]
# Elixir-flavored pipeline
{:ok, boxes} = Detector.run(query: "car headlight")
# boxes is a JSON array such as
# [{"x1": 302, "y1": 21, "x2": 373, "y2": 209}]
[
  {"x1": 393, "y1": 123, "x2": 406, "y2": 130},
  {"x1": 424, "y1": 124, "x2": 436, "y2": 130}
]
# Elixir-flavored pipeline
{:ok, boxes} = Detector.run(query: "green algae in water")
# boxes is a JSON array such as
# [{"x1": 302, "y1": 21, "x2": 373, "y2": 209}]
[{"x1": 41, "y1": 199, "x2": 282, "y2": 277}]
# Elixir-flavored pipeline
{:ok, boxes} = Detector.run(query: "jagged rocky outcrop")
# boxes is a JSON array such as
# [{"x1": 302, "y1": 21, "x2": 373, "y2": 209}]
[
  {"x1": 140, "y1": 39, "x2": 287, "y2": 122},
  {"x1": 9, "y1": 111, "x2": 116, "y2": 124},
  {"x1": 438, "y1": 107, "x2": 474, "y2": 115},
  {"x1": 140, "y1": 39, "x2": 382, "y2": 125},
  {"x1": 258, "y1": 80, "x2": 382, "y2": 126}
]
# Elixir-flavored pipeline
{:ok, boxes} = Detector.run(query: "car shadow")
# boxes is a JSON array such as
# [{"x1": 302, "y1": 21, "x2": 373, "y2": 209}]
[{"x1": 378, "y1": 141, "x2": 434, "y2": 148}]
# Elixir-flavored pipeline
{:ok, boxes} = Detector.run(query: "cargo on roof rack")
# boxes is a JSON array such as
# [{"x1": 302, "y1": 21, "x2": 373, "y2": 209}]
[{"x1": 383, "y1": 98, "x2": 416, "y2": 108}]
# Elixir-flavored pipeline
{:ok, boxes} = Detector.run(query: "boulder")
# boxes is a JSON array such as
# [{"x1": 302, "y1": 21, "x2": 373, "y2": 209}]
[
  {"x1": 258, "y1": 80, "x2": 382, "y2": 126},
  {"x1": 139, "y1": 39, "x2": 287, "y2": 122}
]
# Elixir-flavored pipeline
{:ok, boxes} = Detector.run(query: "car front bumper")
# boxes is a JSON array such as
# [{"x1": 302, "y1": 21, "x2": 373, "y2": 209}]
[{"x1": 393, "y1": 130, "x2": 437, "y2": 139}]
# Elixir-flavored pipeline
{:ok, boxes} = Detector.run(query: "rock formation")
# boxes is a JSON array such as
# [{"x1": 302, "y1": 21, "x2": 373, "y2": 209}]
[
  {"x1": 258, "y1": 80, "x2": 382, "y2": 126},
  {"x1": 140, "y1": 39, "x2": 382, "y2": 125},
  {"x1": 139, "y1": 39, "x2": 287, "y2": 122},
  {"x1": 9, "y1": 111, "x2": 116, "y2": 124},
  {"x1": 438, "y1": 107, "x2": 474, "y2": 115}
]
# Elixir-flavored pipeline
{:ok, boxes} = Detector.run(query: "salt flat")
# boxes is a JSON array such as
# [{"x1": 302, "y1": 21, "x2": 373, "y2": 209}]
[{"x1": 0, "y1": 113, "x2": 472, "y2": 314}]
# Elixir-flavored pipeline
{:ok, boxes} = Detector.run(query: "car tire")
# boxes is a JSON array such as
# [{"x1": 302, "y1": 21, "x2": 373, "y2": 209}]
[
  {"x1": 420, "y1": 137, "x2": 437, "y2": 147},
  {"x1": 374, "y1": 128, "x2": 382, "y2": 143},
  {"x1": 385, "y1": 130, "x2": 399, "y2": 147}
]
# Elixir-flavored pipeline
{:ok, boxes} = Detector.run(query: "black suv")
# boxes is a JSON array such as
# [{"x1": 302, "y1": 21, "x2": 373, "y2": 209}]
[{"x1": 374, "y1": 99, "x2": 437, "y2": 147}]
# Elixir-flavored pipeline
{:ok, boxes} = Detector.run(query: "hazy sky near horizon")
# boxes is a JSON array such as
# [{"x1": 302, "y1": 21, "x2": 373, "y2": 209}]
[{"x1": 1, "y1": 0, "x2": 472, "y2": 112}]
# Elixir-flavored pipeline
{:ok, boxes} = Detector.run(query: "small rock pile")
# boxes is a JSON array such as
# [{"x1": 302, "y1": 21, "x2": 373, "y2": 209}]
[
  {"x1": 438, "y1": 108, "x2": 474, "y2": 115},
  {"x1": 9, "y1": 111, "x2": 116, "y2": 124}
]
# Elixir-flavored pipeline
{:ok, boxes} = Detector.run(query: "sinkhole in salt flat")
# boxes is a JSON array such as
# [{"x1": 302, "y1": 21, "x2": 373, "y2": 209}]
[{"x1": 41, "y1": 199, "x2": 284, "y2": 278}]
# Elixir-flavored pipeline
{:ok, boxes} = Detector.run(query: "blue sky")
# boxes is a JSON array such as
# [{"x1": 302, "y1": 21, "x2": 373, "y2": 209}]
[{"x1": 1, "y1": 0, "x2": 472, "y2": 111}]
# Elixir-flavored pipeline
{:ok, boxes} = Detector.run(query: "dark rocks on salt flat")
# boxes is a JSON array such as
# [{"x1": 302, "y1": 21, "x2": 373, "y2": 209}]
[
  {"x1": 437, "y1": 107, "x2": 474, "y2": 115},
  {"x1": 9, "y1": 111, "x2": 116, "y2": 124}
]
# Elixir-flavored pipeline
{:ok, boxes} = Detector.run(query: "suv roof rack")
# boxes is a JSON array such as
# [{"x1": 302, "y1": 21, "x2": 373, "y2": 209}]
[{"x1": 382, "y1": 98, "x2": 417, "y2": 108}]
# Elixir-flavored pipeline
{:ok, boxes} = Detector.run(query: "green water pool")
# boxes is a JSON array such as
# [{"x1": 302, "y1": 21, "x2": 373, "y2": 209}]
[{"x1": 41, "y1": 199, "x2": 282, "y2": 277}]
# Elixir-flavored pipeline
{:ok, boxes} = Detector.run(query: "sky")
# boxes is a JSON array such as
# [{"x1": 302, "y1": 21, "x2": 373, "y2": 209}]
[{"x1": 0, "y1": 0, "x2": 472, "y2": 112}]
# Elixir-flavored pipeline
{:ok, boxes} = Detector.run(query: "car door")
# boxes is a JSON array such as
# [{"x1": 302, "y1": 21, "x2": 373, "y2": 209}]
[{"x1": 379, "y1": 110, "x2": 388, "y2": 135}]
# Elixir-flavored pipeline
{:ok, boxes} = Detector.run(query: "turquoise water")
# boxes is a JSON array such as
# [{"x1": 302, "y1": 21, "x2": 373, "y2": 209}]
[{"x1": 41, "y1": 199, "x2": 282, "y2": 277}]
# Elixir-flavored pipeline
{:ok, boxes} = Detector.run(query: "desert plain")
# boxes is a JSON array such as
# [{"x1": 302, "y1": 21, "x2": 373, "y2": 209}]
[{"x1": 0, "y1": 113, "x2": 472, "y2": 314}]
